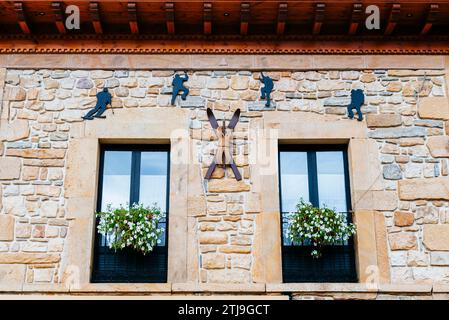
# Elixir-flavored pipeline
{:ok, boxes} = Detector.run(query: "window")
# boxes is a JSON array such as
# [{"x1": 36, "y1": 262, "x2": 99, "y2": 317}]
[
  {"x1": 279, "y1": 145, "x2": 357, "y2": 283},
  {"x1": 91, "y1": 145, "x2": 170, "y2": 283}
]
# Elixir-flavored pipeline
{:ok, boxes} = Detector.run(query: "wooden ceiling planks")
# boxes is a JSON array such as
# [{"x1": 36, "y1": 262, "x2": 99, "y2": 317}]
[
  {"x1": 128, "y1": 2, "x2": 139, "y2": 34},
  {"x1": 0, "y1": 1, "x2": 448, "y2": 37},
  {"x1": 14, "y1": 2, "x2": 31, "y2": 34},
  {"x1": 51, "y1": 2, "x2": 66, "y2": 34}
]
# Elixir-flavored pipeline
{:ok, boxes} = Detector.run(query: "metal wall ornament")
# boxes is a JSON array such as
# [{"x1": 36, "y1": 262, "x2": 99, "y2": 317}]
[
  {"x1": 347, "y1": 89, "x2": 365, "y2": 121},
  {"x1": 205, "y1": 108, "x2": 242, "y2": 181},
  {"x1": 82, "y1": 88, "x2": 113, "y2": 120},
  {"x1": 260, "y1": 72, "x2": 274, "y2": 107},
  {"x1": 171, "y1": 72, "x2": 190, "y2": 105}
]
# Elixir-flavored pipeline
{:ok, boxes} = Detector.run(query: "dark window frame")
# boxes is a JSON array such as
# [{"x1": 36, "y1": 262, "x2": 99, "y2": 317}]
[
  {"x1": 278, "y1": 144, "x2": 357, "y2": 283},
  {"x1": 91, "y1": 144, "x2": 170, "y2": 283}
]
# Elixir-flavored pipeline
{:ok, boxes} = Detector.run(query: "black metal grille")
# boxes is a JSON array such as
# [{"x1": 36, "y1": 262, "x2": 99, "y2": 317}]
[
  {"x1": 281, "y1": 212, "x2": 357, "y2": 283},
  {"x1": 91, "y1": 246, "x2": 167, "y2": 283}
]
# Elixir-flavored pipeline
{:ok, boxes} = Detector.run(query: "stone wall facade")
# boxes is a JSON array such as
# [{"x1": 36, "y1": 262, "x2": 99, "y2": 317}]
[{"x1": 0, "y1": 62, "x2": 449, "y2": 298}]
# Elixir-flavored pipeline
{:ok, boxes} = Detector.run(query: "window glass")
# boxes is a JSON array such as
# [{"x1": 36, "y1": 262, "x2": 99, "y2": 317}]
[
  {"x1": 280, "y1": 151, "x2": 309, "y2": 212},
  {"x1": 101, "y1": 151, "x2": 132, "y2": 211},
  {"x1": 140, "y1": 152, "x2": 168, "y2": 209},
  {"x1": 140, "y1": 151, "x2": 168, "y2": 246},
  {"x1": 316, "y1": 151, "x2": 347, "y2": 213},
  {"x1": 280, "y1": 151, "x2": 308, "y2": 246}
]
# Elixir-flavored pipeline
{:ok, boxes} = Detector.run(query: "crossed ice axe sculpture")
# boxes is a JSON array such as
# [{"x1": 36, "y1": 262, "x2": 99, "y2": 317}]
[{"x1": 204, "y1": 108, "x2": 242, "y2": 181}]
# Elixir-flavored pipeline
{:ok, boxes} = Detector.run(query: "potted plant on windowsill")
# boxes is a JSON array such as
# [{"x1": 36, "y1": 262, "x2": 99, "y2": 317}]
[
  {"x1": 287, "y1": 199, "x2": 356, "y2": 259},
  {"x1": 96, "y1": 203, "x2": 165, "y2": 255}
]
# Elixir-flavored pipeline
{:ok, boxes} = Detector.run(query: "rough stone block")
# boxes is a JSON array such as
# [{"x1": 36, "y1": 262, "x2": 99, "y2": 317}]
[
  {"x1": 394, "y1": 211, "x2": 414, "y2": 227},
  {"x1": 389, "y1": 233, "x2": 418, "y2": 250},
  {"x1": 219, "y1": 245, "x2": 251, "y2": 254},
  {"x1": 202, "y1": 253, "x2": 225, "y2": 269},
  {"x1": 368, "y1": 127, "x2": 426, "y2": 139},
  {"x1": 366, "y1": 114, "x2": 402, "y2": 128},
  {"x1": 430, "y1": 252, "x2": 449, "y2": 266},
  {"x1": 398, "y1": 178, "x2": 449, "y2": 200},
  {"x1": 383, "y1": 164, "x2": 402, "y2": 180},
  {"x1": 423, "y1": 225, "x2": 449, "y2": 251},
  {"x1": 15, "y1": 224, "x2": 31, "y2": 238},
  {"x1": 207, "y1": 179, "x2": 251, "y2": 193},
  {"x1": 426, "y1": 136, "x2": 449, "y2": 158},
  {"x1": 0, "y1": 215, "x2": 14, "y2": 241},
  {"x1": 179, "y1": 96, "x2": 205, "y2": 108},
  {"x1": 407, "y1": 251, "x2": 429, "y2": 267},
  {"x1": 207, "y1": 269, "x2": 251, "y2": 283},
  {"x1": 323, "y1": 97, "x2": 350, "y2": 106},
  {"x1": 0, "y1": 157, "x2": 21, "y2": 180},
  {"x1": 418, "y1": 97, "x2": 449, "y2": 120},
  {"x1": 0, "y1": 120, "x2": 30, "y2": 142},
  {"x1": 199, "y1": 232, "x2": 228, "y2": 245},
  {"x1": 0, "y1": 253, "x2": 60, "y2": 264},
  {"x1": 40, "y1": 201, "x2": 58, "y2": 218},
  {"x1": 0, "y1": 264, "x2": 25, "y2": 286},
  {"x1": 33, "y1": 268, "x2": 54, "y2": 282},
  {"x1": 5, "y1": 86, "x2": 26, "y2": 101},
  {"x1": 5, "y1": 149, "x2": 65, "y2": 159},
  {"x1": 248, "y1": 101, "x2": 276, "y2": 111}
]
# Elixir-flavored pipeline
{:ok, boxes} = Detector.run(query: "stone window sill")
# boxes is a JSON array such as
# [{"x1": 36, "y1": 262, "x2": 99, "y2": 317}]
[
  {"x1": 3, "y1": 282, "x2": 448, "y2": 296},
  {"x1": 267, "y1": 283, "x2": 446, "y2": 295}
]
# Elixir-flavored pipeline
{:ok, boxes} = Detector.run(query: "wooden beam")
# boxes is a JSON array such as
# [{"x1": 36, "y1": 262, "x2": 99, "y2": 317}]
[
  {"x1": 240, "y1": 2, "x2": 250, "y2": 36},
  {"x1": 14, "y1": 2, "x2": 30, "y2": 34},
  {"x1": 203, "y1": 2, "x2": 212, "y2": 35},
  {"x1": 128, "y1": 2, "x2": 139, "y2": 34},
  {"x1": 277, "y1": 3, "x2": 288, "y2": 35},
  {"x1": 51, "y1": 2, "x2": 66, "y2": 34},
  {"x1": 89, "y1": 2, "x2": 103, "y2": 34},
  {"x1": 313, "y1": 3, "x2": 325, "y2": 35},
  {"x1": 421, "y1": 4, "x2": 439, "y2": 35},
  {"x1": 165, "y1": 2, "x2": 175, "y2": 35},
  {"x1": 348, "y1": 3, "x2": 363, "y2": 35},
  {"x1": 385, "y1": 4, "x2": 400, "y2": 35}
]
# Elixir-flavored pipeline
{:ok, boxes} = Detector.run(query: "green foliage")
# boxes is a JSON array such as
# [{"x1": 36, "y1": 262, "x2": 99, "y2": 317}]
[
  {"x1": 288, "y1": 199, "x2": 356, "y2": 258},
  {"x1": 96, "y1": 203, "x2": 165, "y2": 255}
]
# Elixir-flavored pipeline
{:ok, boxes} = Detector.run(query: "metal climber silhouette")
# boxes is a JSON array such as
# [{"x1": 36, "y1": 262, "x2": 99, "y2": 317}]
[
  {"x1": 171, "y1": 72, "x2": 189, "y2": 105},
  {"x1": 260, "y1": 72, "x2": 274, "y2": 107},
  {"x1": 347, "y1": 89, "x2": 365, "y2": 121},
  {"x1": 82, "y1": 88, "x2": 112, "y2": 120}
]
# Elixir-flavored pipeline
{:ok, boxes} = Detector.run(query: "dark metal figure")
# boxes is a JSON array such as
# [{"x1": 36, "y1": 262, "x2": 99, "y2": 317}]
[
  {"x1": 171, "y1": 72, "x2": 189, "y2": 105},
  {"x1": 260, "y1": 72, "x2": 274, "y2": 107},
  {"x1": 82, "y1": 88, "x2": 112, "y2": 120},
  {"x1": 347, "y1": 89, "x2": 365, "y2": 121},
  {"x1": 205, "y1": 108, "x2": 242, "y2": 181}
]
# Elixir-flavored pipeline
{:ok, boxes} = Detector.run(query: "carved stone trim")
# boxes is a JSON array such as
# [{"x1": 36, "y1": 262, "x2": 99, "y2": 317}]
[{"x1": 0, "y1": 35, "x2": 449, "y2": 54}]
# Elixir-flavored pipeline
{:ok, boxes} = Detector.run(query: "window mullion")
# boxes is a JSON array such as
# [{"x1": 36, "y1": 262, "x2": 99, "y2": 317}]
[
  {"x1": 129, "y1": 151, "x2": 141, "y2": 206},
  {"x1": 307, "y1": 151, "x2": 319, "y2": 207}
]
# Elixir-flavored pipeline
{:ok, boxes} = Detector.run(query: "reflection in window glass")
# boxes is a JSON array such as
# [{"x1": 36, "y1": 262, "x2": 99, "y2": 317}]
[
  {"x1": 280, "y1": 152, "x2": 308, "y2": 246},
  {"x1": 101, "y1": 151, "x2": 132, "y2": 211},
  {"x1": 317, "y1": 152, "x2": 347, "y2": 213},
  {"x1": 140, "y1": 152, "x2": 168, "y2": 210},
  {"x1": 100, "y1": 151, "x2": 132, "y2": 247},
  {"x1": 140, "y1": 152, "x2": 168, "y2": 246},
  {"x1": 280, "y1": 152, "x2": 309, "y2": 212}
]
